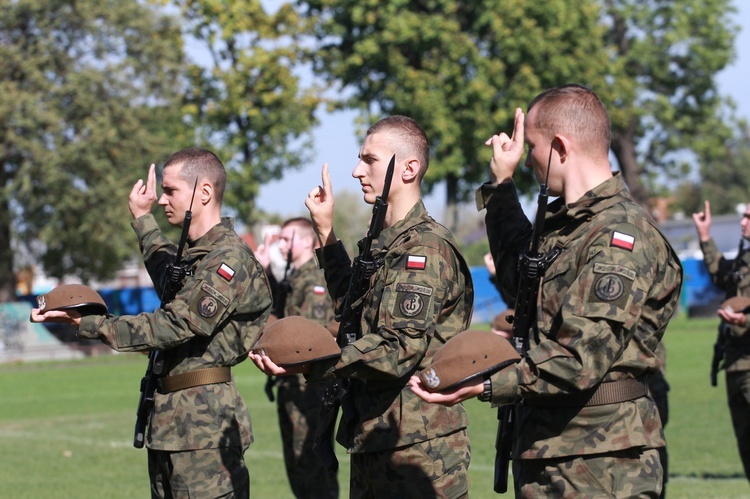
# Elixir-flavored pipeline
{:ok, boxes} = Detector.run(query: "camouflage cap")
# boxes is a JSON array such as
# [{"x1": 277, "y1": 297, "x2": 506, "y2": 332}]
[
  {"x1": 253, "y1": 315, "x2": 341, "y2": 366},
  {"x1": 37, "y1": 284, "x2": 108, "y2": 316},
  {"x1": 721, "y1": 296, "x2": 750, "y2": 313},
  {"x1": 418, "y1": 330, "x2": 521, "y2": 392}
]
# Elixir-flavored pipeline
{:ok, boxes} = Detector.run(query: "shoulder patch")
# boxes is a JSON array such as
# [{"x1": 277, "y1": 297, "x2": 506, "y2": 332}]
[
  {"x1": 594, "y1": 274, "x2": 625, "y2": 301},
  {"x1": 313, "y1": 285, "x2": 326, "y2": 295},
  {"x1": 593, "y1": 263, "x2": 636, "y2": 281},
  {"x1": 217, "y1": 263, "x2": 235, "y2": 281},
  {"x1": 197, "y1": 295, "x2": 219, "y2": 318},
  {"x1": 611, "y1": 231, "x2": 635, "y2": 251},
  {"x1": 405, "y1": 255, "x2": 427, "y2": 270},
  {"x1": 201, "y1": 282, "x2": 229, "y2": 306},
  {"x1": 396, "y1": 283, "x2": 433, "y2": 296}
]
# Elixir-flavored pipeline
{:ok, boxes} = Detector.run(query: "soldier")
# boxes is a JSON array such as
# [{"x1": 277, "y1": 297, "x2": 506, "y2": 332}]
[
  {"x1": 250, "y1": 115, "x2": 474, "y2": 498},
  {"x1": 255, "y1": 217, "x2": 340, "y2": 498},
  {"x1": 32, "y1": 148, "x2": 272, "y2": 498},
  {"x1": 692, "y1": 199, "x2": 750, "y2": 481},
  {"x1": 410, "y1": 85, "x2": 682, "y2": 497}
]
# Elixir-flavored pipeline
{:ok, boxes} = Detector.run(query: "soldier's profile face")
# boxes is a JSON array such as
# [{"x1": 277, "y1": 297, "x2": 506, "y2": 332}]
[
  {"x1": 353, "y1": 132, "x2": 393, "y2": 205},
  {"x1": 742, "y1": 204, "x2": 750, "y2": 240},
  {"x1": 158, "y1": 163, "x2": 194, "y2": 227}
]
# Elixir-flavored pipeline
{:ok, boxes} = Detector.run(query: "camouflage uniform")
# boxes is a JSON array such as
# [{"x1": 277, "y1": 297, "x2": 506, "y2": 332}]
[
  {"x1": 309, "y1": 200, "x2": 474, "y2": 499},
  {"x1": 274, "y1": 258, "x2": 339, "y2": 498},
  {"x1": 78, "y1": 214, "x2": 272, "y2": 498},
  {"x1": 476, "y1": 174, "x2": 682, "y2": 497},
  {"x1": 699, "y1": 237, "x2": 750, "y2": 480}
]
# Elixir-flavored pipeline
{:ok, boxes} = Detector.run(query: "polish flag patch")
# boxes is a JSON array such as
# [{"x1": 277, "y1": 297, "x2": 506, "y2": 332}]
[
  {"x1": 611, "y1": 231, "x2": 635, "y2": 251},
  {"x1": 313, "y1": 285, "x2": 326, "y2": 295},
  {"x1": 406, "y1": 255, "x2": 427, "y2": 270},
  {"x1": 217, "y1": 263, "x2": 235, "y2": 281}
]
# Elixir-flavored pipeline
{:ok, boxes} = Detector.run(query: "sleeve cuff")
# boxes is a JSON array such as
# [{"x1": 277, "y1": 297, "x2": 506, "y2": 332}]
[
  {"x1": 475, "y1": 180, "x2": 516, "y2": 211},
  {"x1": 488, "y1": 363, "x2": 521, "y2": 406},
  {"x1": 314, "y1": 241, "x2": 350, "y2": 271},
  {"x1": 77, "y1": 314, "x2": 106, "y2": 340},
  {"x1": 130, "y1": 213, "x2": 158, "y2": 238}
]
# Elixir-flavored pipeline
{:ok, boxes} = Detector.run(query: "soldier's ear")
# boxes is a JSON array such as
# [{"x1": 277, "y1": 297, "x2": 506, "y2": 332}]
[
  {"x1": 200, "y1": 180, "x2": 214, "y2": 205},
  {"x1": 402, "y1": 158, "x2": 420, "y2": 183}
]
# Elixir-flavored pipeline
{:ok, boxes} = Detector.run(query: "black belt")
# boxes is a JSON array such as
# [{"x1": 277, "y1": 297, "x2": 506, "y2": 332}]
[
  {"x1": 523, "y1": 377, "x2": 648, "y2": 409},
  {"x1": 158, "y1": 367, "x2": 231, "y2": 394}
]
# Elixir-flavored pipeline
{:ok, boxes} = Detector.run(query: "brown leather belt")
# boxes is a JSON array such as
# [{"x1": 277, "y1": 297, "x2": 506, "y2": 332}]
[
  {"x1": 523, "y1": 377, "x2": 648, "y2": 409},
  {"x1": 159, "y1": 367, "x2": 231, "y2": 394}
]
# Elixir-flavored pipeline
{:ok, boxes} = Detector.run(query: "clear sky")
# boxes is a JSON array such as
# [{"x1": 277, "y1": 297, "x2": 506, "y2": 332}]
[{"x1": 255, "y1": 2, "x2": 750, "y2": 224}]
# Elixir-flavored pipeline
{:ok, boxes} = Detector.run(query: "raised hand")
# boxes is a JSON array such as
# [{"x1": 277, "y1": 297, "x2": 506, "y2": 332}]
[
  {"x1": 305, "y1": 163, "x2": 337, "y2": 246},
  {"x1": 485, "y1": 108, "x2": 525, "y2": 185},
  {"x1": 129, "y1": 163, "x2": 158, "y2": 219}
]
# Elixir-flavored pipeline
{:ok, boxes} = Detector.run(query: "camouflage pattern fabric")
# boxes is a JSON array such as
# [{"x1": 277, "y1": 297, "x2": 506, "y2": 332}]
[
  {"x1": 700, "y1": 238, "x2": 750, "y2": 371},
  {"x1": 476, "y1": 174, "x2": 682, "y2": 493},
  {"x1": 274, "y1": 258, "x2": 339, "y2": 498},
  {"x1": 726, "y1": 370, "x2": 750, "y2": 479},
  {"x1": 700, "y1": 238, "x2": 750, "y2": 480},
  {"x1": 349, "y1": 429, "x2": 470, "y2": 499},
  {"x1": 148, "y1": 446, "x2": 249, "y2": 498},
  {"x1": 309, "y1": 200, "x2": 473, "y2": 495},
  {"x1": 78, "y1": 215, "x2": 272, "y2": 493},
  {"x1": 513, "y1": 447, "x2": 662, "y2": 498}
]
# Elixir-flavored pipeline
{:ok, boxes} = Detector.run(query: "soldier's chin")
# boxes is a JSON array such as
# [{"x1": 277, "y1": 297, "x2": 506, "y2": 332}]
[{"x1": 362, "y1": 192, "x2": 376, "y2": 205}]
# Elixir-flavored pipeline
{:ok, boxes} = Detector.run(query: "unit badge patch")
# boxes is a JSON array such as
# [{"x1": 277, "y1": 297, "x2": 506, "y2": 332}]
[
  {"x1": 594, "y1": 274, "x2": 624, "y2": 301},
  {"x1": 197, "y1": 295, "x2": 219, "y2": 318},
  {"x1": 399, "y1": 292, "x2": 425, "y2": 317}
]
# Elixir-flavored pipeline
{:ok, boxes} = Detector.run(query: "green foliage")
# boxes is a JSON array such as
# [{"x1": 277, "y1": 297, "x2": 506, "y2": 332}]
[
  {"x1": 2, "y1": 315, "x2": 750, "y2": 497},
  {"x1": 172, "y1": 0, "x2": 324, "y2": 224},
  {"x1": 299, "y1": 0, "x2": 611, "y2": 230},
  {"x1": 1, "y1": 0, "x2": 187, "y2": 293},
  {"x1": 601, "y1": 0, "x2": 740, "y2": 206}
]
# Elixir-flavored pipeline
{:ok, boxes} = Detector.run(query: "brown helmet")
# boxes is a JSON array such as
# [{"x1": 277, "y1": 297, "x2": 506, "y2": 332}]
[
  {"x1": 37, "y1": 284, "x2": 108, "y2": 316},
  {"x1": 418, "y1": 330, "x2": 521, "y2": 393},
  {"x1": 491, "y1": 309, "x2": 515, "y2": 334},
  {"x1": 721, "y1": 296, "x2": 750, "y2": 314},
  {"x1": 253, "y1": 315, "x2": 341, "y2": 367}
]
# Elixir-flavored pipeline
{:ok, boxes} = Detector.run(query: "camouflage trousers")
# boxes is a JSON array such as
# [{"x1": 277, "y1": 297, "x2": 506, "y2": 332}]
[
  {"x1": 277, "y1": 377, "x2": 339, "y2": 498},
  {"x1": 147, "y1": 447, "x2": 249, "y2": 498},
  {"x1": 726, "y1": 370, "x2": 750, "y2": 481},
  {"x1": 349, "y1": 429, "x2": 470, "y2": 499},
  {"x1": 513, "y1": 447, "x2": 662, "y2": 498}
]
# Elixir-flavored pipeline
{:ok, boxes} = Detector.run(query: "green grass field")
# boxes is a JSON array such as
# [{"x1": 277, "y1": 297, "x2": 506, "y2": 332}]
[{"x1": 1, "y1": 314, "x2": 750, "y2": 498}]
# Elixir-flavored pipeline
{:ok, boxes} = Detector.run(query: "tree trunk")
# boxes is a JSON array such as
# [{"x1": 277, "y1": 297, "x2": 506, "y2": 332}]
[
  {"x1": 611, "y1": 123, "x2": 650, "y2": 208},
  {"x1": 0, "y1": 193, "x2": 16, "y2": 302},
  {"x1": 444, "y1": 174, "x2": 459, "y2": 234}
]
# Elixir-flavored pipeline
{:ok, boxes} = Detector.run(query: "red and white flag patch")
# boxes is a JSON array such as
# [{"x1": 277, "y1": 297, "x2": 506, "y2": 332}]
[
  {"x1": 217, "y1": 263, "x2": 235, "y2": 281},
  {"x1": 313, "y1": 285, "x2": 326, "y2": 295},
  {"x1": 406, "y1": 255, "x2": 427, "y2": 270},
  {"x1": 611, "y1": 231, "x2": 635, "y2": 251}
]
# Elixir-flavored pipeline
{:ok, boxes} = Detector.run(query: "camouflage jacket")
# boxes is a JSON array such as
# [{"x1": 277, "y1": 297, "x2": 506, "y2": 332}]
[
  {"x1": 278, "y1": 257, "x2": 336, "y2": 388},
  {"x1": 476, "y1": 174, "x2": 682, "y2": 459},
  {"x1": 700, "y1": 237, "x2": 750, "y2": 371},
  {"x1": 309, "y1": 200, "x2": 474, "y2": 453},
  {"x1": 78, "y1": 215, "x2": 272, "y2": 451}
]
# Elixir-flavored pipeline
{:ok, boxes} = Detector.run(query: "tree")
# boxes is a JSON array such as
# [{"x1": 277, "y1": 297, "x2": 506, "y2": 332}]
[
  {"x1": 171, "y1": 0, "x2": 324, "y2": 224},
  {"x1": 602, "y1": 0, "x2": 739, "y2": 207},
  {"x1": 673, "y1": 120, "x2": 750, "y2": 217},
  {"x1": 298, "y1": 0, "x2": 614, "y2": 231},
  {"x1": 1, "y1": 0, "x2": 188, "y2": 301},
  {"x1": 298, "y1": 0, "x2": 741, "y2": 231}
]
